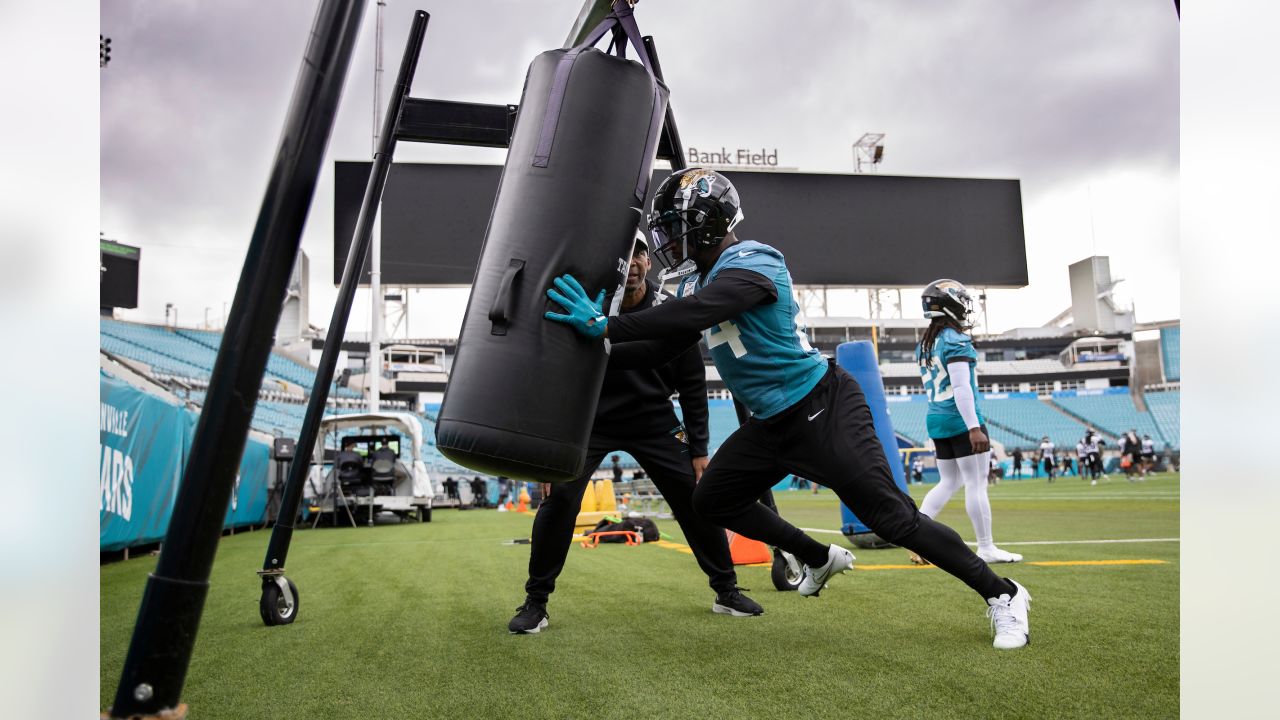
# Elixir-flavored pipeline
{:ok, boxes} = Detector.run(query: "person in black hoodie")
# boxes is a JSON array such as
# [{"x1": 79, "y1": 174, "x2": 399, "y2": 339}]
[{"x1": 508, "y1": 232, "x2": 762, "y2": 634}]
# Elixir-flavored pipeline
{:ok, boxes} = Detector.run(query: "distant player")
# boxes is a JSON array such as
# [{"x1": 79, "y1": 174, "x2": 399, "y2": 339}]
[
  {"x1": 1120, "y1": 430, "x2": 1141, "y2": 481},
  {"x1": 1140, "y1": 434, "x2": 1157, "y2": 475},
  {"x1": 1039, "y1": 436, "x2": 1056, "y2": 482},
  {"x1": 914, "y1": 280, "x2": 1021, "y2": 563},
  {"x1": 1076, "y1": 440, "x2": 1092, "y2": 485},
  {"x1": 1011, "y1": 448, "x2": 1023, "y2": 479},
  {"x1": 545, "y1": 168, "x2": 1030, "y2": 648},
  {"x1": 1083, "y1": 428, "x2": 1106, "y2": 481}
]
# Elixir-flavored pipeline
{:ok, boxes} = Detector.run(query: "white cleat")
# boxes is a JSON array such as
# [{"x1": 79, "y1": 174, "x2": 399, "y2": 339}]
[
  {"x1": 987, "y1": 579, "x2": 1032, "y2": 649},
  {"x1": 798, "y1": 544, "x2": 855, "y2": 597},
  {"x1": 977, "y1": 546, "x2": 1023, "y2": 563}
]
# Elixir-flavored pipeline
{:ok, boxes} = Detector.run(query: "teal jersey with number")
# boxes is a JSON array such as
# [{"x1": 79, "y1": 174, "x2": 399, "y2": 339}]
[
  {"x1": 675, "y1": 240, "x2": 827, "y2": 419},
  {"x1": 918, "y1": 327, "x2": 983, "y2": 439}
]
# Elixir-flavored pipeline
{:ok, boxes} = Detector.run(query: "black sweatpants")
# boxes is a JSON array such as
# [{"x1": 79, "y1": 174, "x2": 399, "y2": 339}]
[
  {"x1": 1087, "y1": 452, "x2": 1102, "y2": 479},
  {"x1": 524, "y1": 427, "x2": 738, "y2": 604},
  {"x1": 692, "y1": 362, "x2": 1014, "y2": 601}
]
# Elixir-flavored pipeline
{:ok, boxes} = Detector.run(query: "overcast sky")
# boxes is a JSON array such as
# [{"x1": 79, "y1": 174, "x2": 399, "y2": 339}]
[{"x1": 100, "y1": 0, "x2": 1179, "y2": 336}]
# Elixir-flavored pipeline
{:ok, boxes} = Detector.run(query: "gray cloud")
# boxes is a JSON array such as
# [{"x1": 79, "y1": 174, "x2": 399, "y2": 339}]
[{"x1": 101, "y1": 0, "x2": 1179, "y2": 329}]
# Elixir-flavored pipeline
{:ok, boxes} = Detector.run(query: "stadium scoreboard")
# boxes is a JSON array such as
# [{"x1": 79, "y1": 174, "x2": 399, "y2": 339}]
[
  {"x1": 101, "y1": 239, "x2": 140, "y2": 310},
  {"x1": 335, "y1": 162, "x2": 1028, "y2": 288}
]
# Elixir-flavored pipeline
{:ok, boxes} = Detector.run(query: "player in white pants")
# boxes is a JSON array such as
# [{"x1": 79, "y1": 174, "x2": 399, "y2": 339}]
[{"x1": 913, "y1": 280, "x2": 1022, "y2": 564}]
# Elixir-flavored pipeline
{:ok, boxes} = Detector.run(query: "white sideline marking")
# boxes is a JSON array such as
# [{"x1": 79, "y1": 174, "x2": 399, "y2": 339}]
[
  {"x1": 967, "y1": 494, "x2": 1178, "y2": 500},
  {"x1": 798, "y1": 528, "x2": 1180, "y2": 547},
  {"x1": 977, "y1": 537, "x2": 1179, "y2": 547}
]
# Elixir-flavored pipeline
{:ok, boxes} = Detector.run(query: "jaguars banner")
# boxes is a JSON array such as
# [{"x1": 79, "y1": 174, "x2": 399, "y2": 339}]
[
  {"x1": 100, "y1": 371, "x2": 272, "y2": 551},
  {"x1": 99, "y1": 371, "x2": 193, "y2": 551}
]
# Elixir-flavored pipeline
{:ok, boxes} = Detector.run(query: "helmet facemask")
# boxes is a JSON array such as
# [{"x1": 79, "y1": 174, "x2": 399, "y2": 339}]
[
  {"x1": 647, "y1": 168, "x2": 744, "y2": 273},
  {"x1": 921, "y1": 279, "x2": 975, "y2": 328}
]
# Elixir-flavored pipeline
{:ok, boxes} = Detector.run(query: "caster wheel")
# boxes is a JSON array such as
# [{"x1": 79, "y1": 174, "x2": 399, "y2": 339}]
[
  {"x1": 260, "y1": 577, "x2": 300, "y2": 626},
  {"x1": 770, "y1": 550, "x2": 803, "y2": 592}
]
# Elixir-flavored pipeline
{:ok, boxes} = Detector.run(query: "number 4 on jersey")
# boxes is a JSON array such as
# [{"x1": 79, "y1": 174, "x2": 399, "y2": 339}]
[{"x1": 706, "y1": 320, "x2": 747, "y2": 358}]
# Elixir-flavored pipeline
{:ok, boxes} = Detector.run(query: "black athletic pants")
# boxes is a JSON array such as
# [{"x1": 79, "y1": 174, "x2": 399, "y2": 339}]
[
  {"x1": 1087, "y1": 452, "x2": 1101, "y2": 479},
  {"x1": 691, "y1": 362, "x2": 1014, "y2": 601},
  {"x1": 524, "y1": 428, "x2": 738, "y2": 604}
]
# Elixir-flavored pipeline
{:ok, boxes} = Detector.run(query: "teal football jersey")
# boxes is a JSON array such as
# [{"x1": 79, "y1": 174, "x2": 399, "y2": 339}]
[
  {"x1": 676, "y1": 240, "x2": 826, "y2": 418},
  {"x1": 918, "y1": 327, "x2": 983, "y2": 439}
]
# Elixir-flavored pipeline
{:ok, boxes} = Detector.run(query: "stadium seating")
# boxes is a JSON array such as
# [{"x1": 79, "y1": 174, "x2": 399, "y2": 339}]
[
  {"x1": 979, "y1": 395, "x2": 1087, "y2": 450},
  {"x1": 100, "y1": 319, "x2": 218, "y2": 379},
  {"x1": 176, "y1": 326, "x2": 361, "y2": 399},
  {"x1": 1050, "y1": 391, "x2": 1164, "y2": 445},
  {"x1": 102, "y1": 318, "x2": 361, "y2": 400},
  {"x1": 884, "y1": 399, "x2": 929, "y2": 446},
  {"x1": 1144, "y1": 390, "x2": 1180, "y2": 449},
  {"x1": 889, "y1": 395, "x2": 1063, "y2": 451}
]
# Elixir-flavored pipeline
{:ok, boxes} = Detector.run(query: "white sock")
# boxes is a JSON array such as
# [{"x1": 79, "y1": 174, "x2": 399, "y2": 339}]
[
  {"x1": 958, "y1": 451, "x2": 995, "y2": 550},
  {"x1": 920, "y1": 458, "x2": 963, "y2": 518}
]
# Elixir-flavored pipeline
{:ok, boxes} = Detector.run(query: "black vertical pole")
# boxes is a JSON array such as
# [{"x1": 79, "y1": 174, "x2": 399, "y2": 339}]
[
  {"x1": 107, "y1": 1, "x2": 366, "y2": 716},
  {"x1": 260, "y1": 10, "x2": 430, "y2": 580}
]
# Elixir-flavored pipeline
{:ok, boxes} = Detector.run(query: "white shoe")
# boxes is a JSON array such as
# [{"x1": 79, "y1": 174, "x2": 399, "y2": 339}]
[
  {"x1": 1091, "y1": 479, "x2": 1097, "y2": 486},
  {"x1": 977, "y1": 546, "x2": 1023, "y2": 563},
  {"x1": 987, "y1": 579, "x2": 1031, "y2": 649},
  {"x1": 798, "y1": 544, "x2": 855, "y2": 597}
]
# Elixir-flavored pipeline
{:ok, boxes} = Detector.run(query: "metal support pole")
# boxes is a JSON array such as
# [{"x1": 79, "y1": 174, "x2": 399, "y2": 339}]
[
  {"x1": 106, "y1": 2, "x2": 367, "y2": 717},
  {"x1": 369, "y1": 0, "x2": 387, "y2": 414},
  {"x1": 259, "y1": 11, "x2": 430, "y2": 581}
]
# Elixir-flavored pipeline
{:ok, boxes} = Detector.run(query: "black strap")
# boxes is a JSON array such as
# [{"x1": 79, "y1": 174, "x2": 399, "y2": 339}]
[{"x1": 533, "y1": 1, "x2": 666, "y2": 201}]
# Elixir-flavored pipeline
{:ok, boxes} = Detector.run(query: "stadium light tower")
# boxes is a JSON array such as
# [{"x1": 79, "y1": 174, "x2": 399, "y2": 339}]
[{"x1": 853, "y1": 132, "x2": 885, "y2": 173}]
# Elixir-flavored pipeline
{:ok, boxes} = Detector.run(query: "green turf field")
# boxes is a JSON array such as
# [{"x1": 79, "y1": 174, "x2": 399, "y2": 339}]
[{"x1": 101, "y1": 473, "x2": 1179, "y2": 719}]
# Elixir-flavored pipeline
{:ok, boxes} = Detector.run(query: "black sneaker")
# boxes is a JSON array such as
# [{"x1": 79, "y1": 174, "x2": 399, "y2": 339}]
[
  {"x1": 508, "y1": 600, "x2": 549, "y2": 634},
  {"x1": 712, "y1": 588, "x2": 764, "y2": 617}
]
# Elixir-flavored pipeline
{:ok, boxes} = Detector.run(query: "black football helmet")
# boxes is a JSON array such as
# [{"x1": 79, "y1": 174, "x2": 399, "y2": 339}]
[
  {"x1": 921, "y1": 278, "x2": 974, "y2": 326},
  {"x1": 646, "y1": 168, "x2": 744, "y2": 270}
]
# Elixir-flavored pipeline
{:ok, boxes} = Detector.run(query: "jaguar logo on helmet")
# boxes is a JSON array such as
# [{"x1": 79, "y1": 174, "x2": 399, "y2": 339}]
[
  {"x1": 921, "y1": 277, "x2": 974, "y2": 325},
  {"x1": 647, "y1": 168, "x2": 745, "y2": 270}
]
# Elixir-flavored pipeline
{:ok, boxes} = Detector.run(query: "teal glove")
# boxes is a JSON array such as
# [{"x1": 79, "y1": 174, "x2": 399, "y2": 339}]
[{"x1": 545, "y1": 274, "x2": 608, "y2": 339}]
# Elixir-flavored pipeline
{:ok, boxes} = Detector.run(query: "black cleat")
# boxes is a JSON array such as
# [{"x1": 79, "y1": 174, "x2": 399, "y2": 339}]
[
  {"x1": 712, "y1": 588, "x2": 764, "y2": 617},
  {"x1": 508, "y1": 600, "x2": 549, "y2": 634}
]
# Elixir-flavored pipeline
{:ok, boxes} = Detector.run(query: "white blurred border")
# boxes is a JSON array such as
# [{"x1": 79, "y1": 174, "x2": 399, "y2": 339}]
[
  {"x1": 1183, "y1": 2, "x2": 1280, "y2": 717},
  {"x1": 2, "y1": 0, "x2": 1275, "y2": 716},
  {"x1": 0, "y1": 0, "x2": 100, "y2": 716}
]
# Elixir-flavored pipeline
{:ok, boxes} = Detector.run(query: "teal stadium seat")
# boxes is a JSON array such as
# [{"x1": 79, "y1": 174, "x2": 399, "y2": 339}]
[
  {"x1": 1143, "y1": 390, "x2": 1179, "y2": 449},
  {"x1": 1050, "y1": 391, "x2": 1164, "y2": 445},
  {"x1": 978, "y1": 395, "x2": 1086, "y2": 450},
  {"x1": 883, "y1": 398, "x2": 929, "y2": 446}
]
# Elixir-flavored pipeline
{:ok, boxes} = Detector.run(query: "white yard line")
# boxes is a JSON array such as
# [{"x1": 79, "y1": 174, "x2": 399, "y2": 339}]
[
  {"x1": 798, "y1": 527, "x2": 1180, "y2": 546},
  {"x1": 972, "y1": 489, "x2": 1172, "y2": 497},
  {"x1": 977, "y1": 538, "x2": 1179, "y2": 546}
]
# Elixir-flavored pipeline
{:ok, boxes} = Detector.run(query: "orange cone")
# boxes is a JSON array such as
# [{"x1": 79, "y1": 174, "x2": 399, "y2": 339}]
[{"x1": 725, "y1": 530, "x2": 772, "y2": 565}]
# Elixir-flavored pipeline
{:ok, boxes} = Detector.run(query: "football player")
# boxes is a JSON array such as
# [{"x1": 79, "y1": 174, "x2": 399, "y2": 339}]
[
  {"x1": 544, "y1": 168, "x2": 1030, "y2": 649},
  {"x1": 509, "y1": 232, "x2": 762, "y2": 635},
  {"x1": 1140, "y1": 433, "x2": 1157, "y2": 476},
  {"x1": 1039, "y1": 436, "x2": 1056, "y2": 482},
  {"x1": 915, "y1": 279, "x2": 1022, "y2": 564}
]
